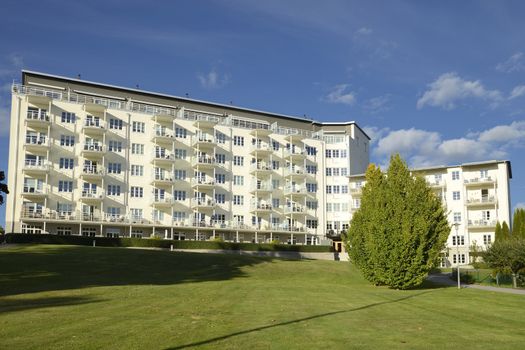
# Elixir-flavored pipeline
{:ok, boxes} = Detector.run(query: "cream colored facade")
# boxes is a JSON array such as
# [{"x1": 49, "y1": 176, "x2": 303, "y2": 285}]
[
  {"x1": 349, "y1": 160, "x2": 512, "y2": 266},
  {"x1": 6, "y1": 70, "x2": 370, "y2": 244}
]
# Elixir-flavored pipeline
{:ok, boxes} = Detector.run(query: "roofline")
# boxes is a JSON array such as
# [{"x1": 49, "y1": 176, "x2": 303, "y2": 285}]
[
  {"x1": 350, "y1": 159, "x2": 512, "y2": 179},
  {"x1": 21, "y1": 70, "x2": 366, "y2": 134}
]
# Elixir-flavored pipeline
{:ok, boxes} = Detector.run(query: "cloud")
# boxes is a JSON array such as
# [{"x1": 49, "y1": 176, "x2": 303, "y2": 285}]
[
  {"x1": 416, "y1": 72, "x2": 503, "y2": 110},
  {"x1": 509, "y1": 85, "x2": 525, "y2": 100},
  {"x1": 197, "y1": 69, "x2": 229, "y2": 89},
  {"x1": 516, "y1": 202, "x2": 525, "y2": 210},
  {"x1": 370, "y1": 120, "x2": 525, "y2": 167},
  {"x1": 496, "y1": 52, "x2": 525, "y2": 73},
  {"x1": 355, "y1": 27, "x2": 372, "y2": 35},
  {"x1": 363, "y1": 94, "x2": 390, "y2": 114},
  {"x1": 325, "y1": 84, "x2": 356, "y2": 105},
  {"x1": 363, "y1": 126, "x2": 390, "y2": 145}
]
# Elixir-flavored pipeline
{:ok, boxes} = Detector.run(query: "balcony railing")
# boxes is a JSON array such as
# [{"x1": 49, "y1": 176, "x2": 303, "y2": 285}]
[
  {"x1": 23, "y1": 159, "x2": 50, "y2": 171},
  {"x1": 192, "y1": 156, "x2": 217, "y2": 167},
  {"x1": 82, "y1": 166, "x2": 105, "y2": 176},
  {"x1": 191, "y1": 198, "x2": 216, "y2": 208},
  {"x1": 191, "y1": 178, "x2": 216, "y2": 187},
  {"x1": 22, "y1": 186, "x2": 47, "y2": 195},
  {"x1": 284, "y1": 149, "x2": 306, "y2": 158},
  {"x1": 84, "y1": 119, "x2": 105, "y2": 129},
  {"x1": 25, "y1": 136, "x2": 48, "y2": 146},
  {"x1": 80, "y1": 190, "x2": 105, "y2": 199},
  {"x1": 250, "y1": 182, "x2": 273, "y2": 192},
  {"x1": 151, "y1": 197, "x2": 174, "y2": 205},
  {"x1": 284, "y1": 186, "x2": 308, "y2": 195},
  {"x1": 284, "y1": 206, "x2": 306, "y2": 214},
  {"x1": 249, "y1": 163, "x2": 272, "y2": 172},
  {"x1": 152, "y1": 152, "x2": 175, "y2": 161},
  {"x1": 250, "y1": 203, "x2": 273, "y2": 211},
  {"x1": 468, "y1": 220, "x2": 497, "y2": 228},
  {"x1": 284, "y1": 167, "x2": 307, "y2": 177},
  {"x1": 464, "y1": 177, "x2": 495, "y2": 185},
  {"x1": 250, "y1": 143, "x2": 273, "y2": 153},
  {"x1": 26, "y1": 109, "x2": 49, "y2": 122},
  {"x1": 466, "y1": 196, "x2": 496, "y2": 205},
  {"x1": 83, "y1": 144, "x2": 105, "y2": 152}
]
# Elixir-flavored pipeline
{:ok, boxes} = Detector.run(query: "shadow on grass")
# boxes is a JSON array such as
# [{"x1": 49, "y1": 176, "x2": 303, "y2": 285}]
[
  {"x1": 0, "y1": 245, "x2": 272, "y2": 297},
  {"x1": 165, "y1": 291, "x2": 431, "y2": 349},
  {"x1": 0, "y1": 295, "x2": 106, "y2": 314}
]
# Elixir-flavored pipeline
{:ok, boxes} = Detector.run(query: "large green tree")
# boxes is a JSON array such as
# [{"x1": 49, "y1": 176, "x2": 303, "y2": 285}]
[
  {"x1": 484, "y1": 238, "x2": 525, "y2": 288},
  {"x1": 346, "y1": 154, "x2": 450, "y2": 289},
  {"x1": 494, "y1": 222, "x2": 503, "y2": 241},
  {"x1": 0, "y1": 171, "x2": 8, "y2": 206},
  {"x1": 502, "y1": 221, "x2": 511, "y2": 240},
  {"x1": 512, "y1": 208, "x2": 525, "y2": 239}
]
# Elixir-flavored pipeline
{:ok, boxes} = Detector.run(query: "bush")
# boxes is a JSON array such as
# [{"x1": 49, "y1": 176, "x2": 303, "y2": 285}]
[{"x1": 4, "y1": 234, "x2": 334, "y2": 253}]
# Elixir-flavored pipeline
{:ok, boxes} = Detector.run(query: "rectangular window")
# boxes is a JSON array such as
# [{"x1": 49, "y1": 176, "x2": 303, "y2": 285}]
[
  {"x1": 272, "y1": 198, "x2": 280, "y2": 209},
  {"x1": 341, "y1": 168, "x2": 348, "y2": 176},
  {"x1": 61, "y1": 112, "x2": 76, "y2": 123},
  {"x1": 325, "y1": 150, "x2": 332, "y2": 158},
  {"x1": 215, "y1": 173, "x2": 226, "y2": 184},
  {"x1": 130, "y1": 165, "x2": 144, "y2": 176},
  {"x1": 483, "y1": 234, "x2": 492, "y2": 245},
  {"x1": 305, "y1": 146, "x2": 317, "y2": 156},
  {"x1": 215, "y1": 154, "x2": 226, "y2": 164},
  {"x1": 341, "y1": 185, "x2": 348, "y2": 194},
  {"x1": 233, "y1": 195, "x2": 244, "y2": 205},
  {"x1": 173, "y1": 211, "x2": 187, "y2": 222},
  {"x1": 333, "y1": 168, "x2": 340, "y2": 176},
  {"x1": 109, "y1": 118, "x2": 123, "y2": 130},
  {"x1": 57, "y1": 226, "x2": 72, "y2": 236},
  {"x1": 272, "y1": 140, "x2": 280, "y2": 151},
  {"x1": 175, "y1": 149, "x2": 187, "y2": 159},
  {"x1": 131, "y1": 143, "x2": 144, "y2": 155},
  {"x1": 326, "y1": 168, "x2": 332, "y2": 176},
  {"x1": 233, "y1": 156, "x2": 244, "y2": 166},
  {"x1": 173, "y1": 191, "x2": 186, "y2": 200},
  {"x1": 340, "y1": 150, "x2": 347, "y2": 158},
  {"x1": 453, "y1": 191, "x2": 460, "y2": 200},
  {"x1": 175, "y1": 127, "x2": 187, "y2": 138},
  {"x1": 215, "y1": 131, "x2": 226, "y2": 144},
  {"x1": 130, "y1": 187, "x2": 143, "y2": 198},
  {"x1": 332, "y1": 150, "x2": 340, "y2": 158},
  {"x1": 107, "y1": 184, "x2": 121, "y2": 196},
  {"x1": 59, "y1": 158, "x2": 74, "y2": 169},
  {"x1": 174, "y1": 169, "x2": 186, "y2": 180},
  {"x1": 333, "y1": 185, "x2": 341, "y2": 194},
  {"x1": 108, "y1": 140, "x2": 123, "y2": 152},
  {"x1": 326, "y1": 185, "x2": 332, "y2": 194},
  {"x1": 215, "y1": 193, "x2": 226, "y2": 204},
  {"x1": 132, "y1": 121, "x2": 145, "y2": 133},
  {"x1": 60, "y1": 135, "x2": 75, "y2": 146},
  {"x1": 58, "y1": 180, "x2": 73, "y2": 192},
  {"x1": 480, "y1": 170, "x2": 488, "y2": 178},
  {"x1": 233, "y1": 136, "x2": 244, "y2": 146},
  {"x1": 272, "y1": 160, "x2": 280, "y2": 170},
  {"x1": 233, "y1": 175, "x2": 244, "y2": 186},
  {"x1": 453, "y1": 212, "x2": 461, "y2": 223},
  {"x1": 452, "y1": 170, "x2": 460, "y2": 180},
  {"x1": 130, "y1": 209, "x2": 143, "y2": 220},
  {"x1": 57, "y1": 202, "x2": 73, "y2": 215},
  {"x1": 306, "y1": 165, "x2": 317, "y2": 174},
  {"x1": 306, "y1": 183, "x2": 317, "y2": 193},
  {"x1": 107, "y1": 163, "x2": 122, "y2": 174},
  {"x1": 452, "y1": 235, "x2": 465, "y2": 246}
]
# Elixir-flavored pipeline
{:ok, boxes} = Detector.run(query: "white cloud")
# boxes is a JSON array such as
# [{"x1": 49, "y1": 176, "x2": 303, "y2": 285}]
[
  {"x1": 496, "y1": 52, "x2": 525, "y2": 73},
  {"x1": 363, "y1": 126, "x2": 390, "y2": 145},
  {"x1": 355, "y1": 27, "x2": 372, "y2": 35},
  {"x1": 363, "y1": 94, "x2": 390, "y2": 114},
  {"x1": 197, "y1": 69, "x2": 229, "y2": 89},
  {"x1": 325, "y1": 84, "x2": 356, "y2": 105},
  {"x1": 417, "y1": 72, "x2": 503, "y2": 110},
  {"x1": 370, "y1": 120, "x2": 525, "y2": 167},
  {"x1": 509, "y1": 85, "x2": 525, "y2": 100}
]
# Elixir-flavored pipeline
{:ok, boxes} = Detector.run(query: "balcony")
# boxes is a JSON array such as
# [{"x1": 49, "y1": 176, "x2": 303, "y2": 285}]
[
  {"x1": 81, "y1": 166, "x2": 105, "y2": 179},
  {"x1": 284, "y1": 206, "x2": 306, "y2": 215},
  {"x1": 103, "y1": 214, "x2": 128, "y2": 223},
  {"x1": 466, "y1": 196, "x2": 497, "y2": 207},
  {"x1": 26, "y1": 109, "x2": 50, "y2": 126},
  {"x1": 151, "y1": 174, "x2": 174, "y2": 186},
  {"x1": 192, "y1": 156, "x2": 218, "y2": 169},
  {"x1": 428, "y1": 180, "x2": 445, "y2": 188},
  {"x1": 349, "y1": 187, "x2": 363, "y2": 196},
  {"x1": 191, "y1": 177, "x2": 216, "y2": 189},
  {"x1": 24, "y1": 136, "x2": 49, "y2": 151},
  {"x1": 284, "y1": 185, "x2": 308, "y2": 196},
  {"x1": 464, "y1": 177, "x2": 496, "y2": 187},
  {"x1": 468, "y1": 220, "x2": 497, "y2": 229},
  {"x1": 249, "y1": 163, "x2": 272, "y2": 175},
  {"x1": 284, "y1": 167, "x2": 307, "y2": 179},
  {"x1": 192, "y1": 114, "x2": 220, "y2": 128},
  {"x1": 80, "y1": 190, "x2": 105, "y2": 201},
  {"x1": 22, "y1": 160, "x2": 50, "y2": 174},
  {"x1": 350, "y1": 205, "x2": 361, "y2": 212},
  {"x1": 250, "y1": 203, "x2": 273, "y2": 214},
  {"x1": 82, "y1": 144, "x2": 105, "y2": 157},
  {"x1": 249, "y1": 182, "x2": 273, "y2": 193},
  {"x1": 22, "y1": 186, "x2": 47, "y2": 198},
  {"x1": 21, "y1": 209, "x2": 45, "y2": 219},
  {"x1": 82, "y1": 119, "x2": 106, "y2": 134},
  {"x1": 249, "y1": 143, "x2": 273, "y2": 155},
  {"x1": 192, "y1": 135, "x2": 216, "y2": 149},
  {"x1": 152, "y1": 129, "x2": 174, "y2": 144},
  {"x1": 190, "y1": 198, "x2": 216, "y2": 209},
  {"x1": 151, "y1": 152, "x2": 175, "y2": 164},
  {"x1": 151, "y1": 112, "x2": 175, "y2": 123},
  {"x1": 279, "y1": 225, "x2": 307, "y2": 233},
  {"x1": 284, "y1": 149, "x2": 306, "y2": 160},
  {"x1": 151, "y1": 197, "x2": 174, "y2": 207}
]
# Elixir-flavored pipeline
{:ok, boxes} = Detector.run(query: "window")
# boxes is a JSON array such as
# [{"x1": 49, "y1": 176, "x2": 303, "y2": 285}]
[
  {"x1": 57, "y1": 227, "x2": 72, "y2": 236},
  {"x1": 233, "y1": 136, "x2": 244, "y2": 146},
  {"x1": 453, "y1": 212, "x2": 461, "y2": 223},
  {"x1": 305, "y1": 146, "x2": 317, "y2": 156},
  {"x1": 215, "y1": 173, "x2": 226, "y2": 184},
  {"x1": 175, "y1": 149, "x2": 187, "y2": 159},
  {"x1": 480, "y1": 170, "x2": 488, "y2": 178},
  {"x1": 326, "y1": 168, "x2": 332, "y2": 176},
  {"x1": 272, "y1": 160, "x2": 280, "y2": 170},
  {"x1": 272, "y1": 140, "x2": 280, "y2": 151},
  {"x1": 452, "y1": 235, "x2": 465, "y2": 246},
  {"x1": 306, "y1": 201, "x2": 318, "y2": 210},
  {"x1": 60, "y1": 135, "x2": 75, "y2": 146},
  {"x1": 341, "y1": 185, "x2": 348, "y2": 194},
  {"x1": 333, "y1": 185, "x2": 341, "y2": 194},
  {"x1": 272, "y1": 179, "x2": 280, "y2": 189},
  {"x1": 340, "y1": 150, "x2": 347, "y2": 158},
  {"x1": 333, "y1": 168, "x2": 340, "y2": 176},
  {"x1": 130, "y1": 165, "x2": 144, "y2": 176},
  {"x1": 453, "y1": 254, "x2": 466, "y2": 264},
  {"x1": 483, "y1": 234, "x2": 492, "y2": 245},
  {"x1": 332, "y1": 150, "x2": 340, "y2": 158},
  {"x1": 153, "y1": 210, "x2": 164, "y2": 222},
  {"x1": 272, "y1": 198, "x2": 280, "y2": 208},
  {"x1": 58, "y1": 180, "x2": 73, "y2": 192},
  {"x1": 175, "y1": 127, "x2": 187, "y2": 138},
  {"x1": 482, "y1": 210, "x2": 491, "y2": 221},
  {"x1": 306, "y1": 165, "x2": 317, "y2": 174},
  {"x1": 107, "y1": 207, "x2": 121, "y2": 218},
  {"x1": 233, "y1": 175, "x2": 244, "y2": 186},
  {"x1": 130, "y1": 187, "x2": 143, "y2": 198},
  {"x1": 174, "y1": 169, "x2": 186, "y2": 180},
  {"x1": 341, "y1": 168, "x2": 348, "y2": 176},
  {"x1": 108, "y1": 140, "x2": 123, "y2": 152},
  {"x1": 453, "y1": 191, "x2": 460, "y2": 200},
  {"x1": 57, "y1": 203, "x2": 73, "y2": 215},
  {"x1": 173, "y1": 211, "x2": 186, "y2": 222},
  {"x1": 326, "y1": 203, "x2": 333, "y2": 212},
  {"x1": 132, "y1": 121, "x2": 145, "y2": 133},
  {"x1": 131, "y1": 229, "x2": 143, "y2": 238},
  {"x1": 306, "y1": 219, "x2": 318, "y2": 229},
  {"x1": 233, "y1": 195, "x2": 244, "y2": 205},
  {"x1": 131, "y1": 143, "x2": 144, "y2": 155},
  {"x1": 215, "y1": 193, "x2": 226, "y2": 204},
  {"x1": 173, "y1": 190, "x2": 186, "y2": 200},
  {"x1": 107, "y1": 184, "x2": 121, "y2": 196},
  {"x1": 61, "y1": 112, "x2": 76, "y2": 123},
  {"x1": 215, "y1": 154, "x2": 226, "y2": 164},
  {"x1": 215, "y1": 131, "x2": 226, "y2": 144},
  {"x1": 130, "y1": 208, "x2": 143, "y2": 220},
  {"x1": 59, "y1": 158, "x2": 74, "y2": 169},
  {"x1": 81, "y1": 228, "x2": 97, "y2": 237},
  {"x1": 233, "y1": 156, "x2": 244, "y2": 166},
  {"x1": 452, "y1": 170, "x2": 460, "y2": 180},
  {"x1": 22, "y1": 224, "x2": 43, "y2": 234},
  {"x1": 109, "y1": 118, "x2": 123, "y2": 130},
  {"x1": 325, "y1": 150, "x2": 332, "y2": 158},
  {"x1": 306, "y1": 183, "x2": 317, "y2": 193},
  {"x1": 326, "y1": 185, "x2": 332, "y2": 194},
  {"x1": 107, "y1": 163, "x2": 122, "y2": 174}
]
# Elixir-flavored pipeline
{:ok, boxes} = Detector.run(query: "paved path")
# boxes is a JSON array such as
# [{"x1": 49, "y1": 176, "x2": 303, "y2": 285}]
[{"x1": 428, "y1": 273, "x2": 525, "y2": 295}]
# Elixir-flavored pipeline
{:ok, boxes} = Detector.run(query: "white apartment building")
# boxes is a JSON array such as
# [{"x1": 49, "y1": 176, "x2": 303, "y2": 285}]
[
  {"x1": 6, "y1": 70, "x2": 370, "y2": 244},
  {"x1": 349, "y1": 160, "x2": 512, "y2": 266}
]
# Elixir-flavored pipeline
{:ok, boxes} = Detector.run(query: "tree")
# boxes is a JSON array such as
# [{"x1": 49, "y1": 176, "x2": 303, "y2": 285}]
[
  {"x1": 494, "y1": 222, "x2": 503, "y2": 241},
  {"x1": 346, "y1": 154, "x2": 450, "y2": 289},
  {"x1": 0, "y1": 171, "x2": 8, "y2": 206},
  {"x1": 483, "y1": 238, "x2": 525, "y2": 288},
  {"x1": 512, "y1": 208, "x2": 525, "y2": 239},
  {"x1": 501, "y1": 221, "x2": 511, "y2": 240}
]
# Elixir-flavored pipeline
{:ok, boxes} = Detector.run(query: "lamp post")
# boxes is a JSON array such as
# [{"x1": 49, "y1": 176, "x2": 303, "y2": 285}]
[{"x1": 453, "y1": 223, "x2": 461, "y2": 289}]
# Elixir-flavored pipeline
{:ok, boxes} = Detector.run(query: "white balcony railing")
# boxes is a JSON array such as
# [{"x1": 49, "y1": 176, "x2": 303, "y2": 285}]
[
  {"x1": 26, "y1": 109, "x2": 49, "y2": 122},
  {"x1": 25, "y1": 136, "x2": 49, "y2": 146},
  {"x1": 23, "y1": 159, "x2": 50, "y2": 171}
]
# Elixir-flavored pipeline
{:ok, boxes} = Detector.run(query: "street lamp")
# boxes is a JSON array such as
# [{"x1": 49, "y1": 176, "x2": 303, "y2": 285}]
[{"x1": 452, "y1": 222, "x2": 461, "y2": 289}]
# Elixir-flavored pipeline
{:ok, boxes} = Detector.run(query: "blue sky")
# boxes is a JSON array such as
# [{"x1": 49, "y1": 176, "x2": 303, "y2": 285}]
[{"x1": 1, "y1": 0, "x2": 525, "y2": 226}]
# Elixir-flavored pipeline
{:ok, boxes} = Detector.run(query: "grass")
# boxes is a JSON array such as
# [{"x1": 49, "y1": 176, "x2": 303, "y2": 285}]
[{"x1": 1, "y1": 245, "x2": 524, "y2": 349}]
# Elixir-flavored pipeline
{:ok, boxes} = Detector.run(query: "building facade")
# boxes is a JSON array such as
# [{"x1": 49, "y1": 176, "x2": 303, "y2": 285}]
[
  {"x1": 349, "y1": 160, "x2": 512, "y2": 266},
  {"x1": 6, "y1": 70, "x2": 370, "y2": 244}
]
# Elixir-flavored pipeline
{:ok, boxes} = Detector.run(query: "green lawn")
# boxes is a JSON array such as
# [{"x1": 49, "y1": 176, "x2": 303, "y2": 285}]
[{"x1": 1, "y1": 245, "x2": 524, "y2": 349}]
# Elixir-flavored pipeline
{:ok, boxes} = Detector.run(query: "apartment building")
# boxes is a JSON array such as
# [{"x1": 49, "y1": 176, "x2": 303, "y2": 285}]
[
  {"x1": 349, "y1": 160, "x2": 512, "y2": 266},
  {"x1": 6, "y1": 70, "x2": 370, "y2": 244}
]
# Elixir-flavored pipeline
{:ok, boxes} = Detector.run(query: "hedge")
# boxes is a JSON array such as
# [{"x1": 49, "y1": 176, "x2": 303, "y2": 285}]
[{"x1": 2, "y1": 233, "x2": 335, "y2": 253}]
